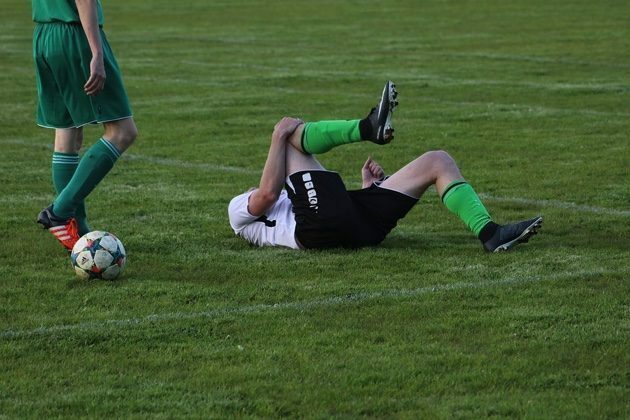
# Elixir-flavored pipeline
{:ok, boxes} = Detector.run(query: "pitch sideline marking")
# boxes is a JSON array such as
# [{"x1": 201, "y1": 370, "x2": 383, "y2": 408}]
[
  {"x1": 0, "y1": 270, "x2": 616, "y2": 340},
  {"x1": 0, "y1": 139, "x2": 258, "y2": 175},
  {"x1": 2, "y1": 139, "x2": 628, "y2": 217},
  {"x1": 478, "y1": 194, "x2": 630, "y2": 218}
]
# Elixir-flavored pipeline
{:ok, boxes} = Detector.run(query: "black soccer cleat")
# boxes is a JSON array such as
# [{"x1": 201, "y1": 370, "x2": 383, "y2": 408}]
[
  {"x1": 367, "y1": 80, "x2": 398, "y2": 144},
  {"x1": 483, "y1": 216, "x2": 543, "y2": 252},
  {"x1": 37, "y1": 205, "x2": 80, "y2": 251}
]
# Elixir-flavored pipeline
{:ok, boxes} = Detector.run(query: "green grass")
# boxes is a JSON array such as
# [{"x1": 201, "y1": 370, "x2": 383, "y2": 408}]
[{"x1": 1, "y1": 0, "x2": 629, "y2": 417}]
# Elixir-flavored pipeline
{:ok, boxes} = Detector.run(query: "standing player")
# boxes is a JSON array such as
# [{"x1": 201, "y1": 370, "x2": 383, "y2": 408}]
[
  {"x1": 228, "y1": 81, "x2": 542, "y2": 251},
  {"x1": 32, "y1": 0, "x2": 137, "y2": 250}
]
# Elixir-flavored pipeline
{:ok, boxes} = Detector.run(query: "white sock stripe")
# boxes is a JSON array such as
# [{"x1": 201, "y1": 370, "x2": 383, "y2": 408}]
[
  {"x1": 52, "y1": 153, "x2": 79, "y2": 157},
  {"x1": 52, "y1": 158, "x2": 79, "y2": 164},
  {"x1": 100, "y1": 138, "x2": 121, "y2": 159},
  {"x1": 52, "y1": 154, "x2": 79, "y2": 158}
]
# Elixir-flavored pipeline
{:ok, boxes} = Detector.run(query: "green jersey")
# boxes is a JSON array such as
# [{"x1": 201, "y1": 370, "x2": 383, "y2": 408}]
[{"x1": 32, "y1": 0, "x2": 104, "y2": 25}]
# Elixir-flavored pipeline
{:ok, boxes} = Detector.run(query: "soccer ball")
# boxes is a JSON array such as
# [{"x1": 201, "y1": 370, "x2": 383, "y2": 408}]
[{"x1": 71, "y1": 231, "x2": 126, "y2": 280}]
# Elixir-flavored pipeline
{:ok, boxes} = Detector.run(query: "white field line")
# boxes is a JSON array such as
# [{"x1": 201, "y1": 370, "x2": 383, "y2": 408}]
[
  {"x1": 122, "y1": 153, "x2": 258, "y2": 174},
  {"x1": 410, "y1": 74, "x2": 629, "y2": 94},
  {"x1": 479, "y1": 194, "x2": 630, "y2": 218},
  {"x1": 125, "y1": 72, "x2": 630, "y2": 101},
  {"x1": 423, "y1": 51, "x2": 630, "y2": 70},
  {"x1": 1, "y1": 139, "x2": 258, "y2": 175},
  {"x1": 2, "y1": 139, "x2": 628, "y2": 218},
  {"x1": 0, "y1": 269, "x2": 615, "y2": 340},
  {"x1": 418, "y1": 96, "x2": 630, "y2": 118}
]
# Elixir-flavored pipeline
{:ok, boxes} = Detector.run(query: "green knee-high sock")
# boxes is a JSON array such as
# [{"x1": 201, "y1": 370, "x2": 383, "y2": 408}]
[
  {"x1": 442, "y1": 180, "x2": 492, "y2": 236},
  {"x1": 53, "y1": 138, "x2": 121, "y2": 219},
  {"x1": 52, "y1": 152, "x2": 91, "y2": 234},
  {"x1": 301, "y1": 119, "x2": 365, "y2": 154}
]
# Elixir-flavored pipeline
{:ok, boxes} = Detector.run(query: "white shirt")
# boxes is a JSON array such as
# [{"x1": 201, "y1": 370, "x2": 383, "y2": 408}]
[{"x1": 228, "y1": 190, "x2": 299, "y2": 249}]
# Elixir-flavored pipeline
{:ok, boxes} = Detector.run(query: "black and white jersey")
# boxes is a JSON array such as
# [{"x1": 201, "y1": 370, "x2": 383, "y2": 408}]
[{"x1": 228, "y1": 190, "x2": 299, "y2": 249}]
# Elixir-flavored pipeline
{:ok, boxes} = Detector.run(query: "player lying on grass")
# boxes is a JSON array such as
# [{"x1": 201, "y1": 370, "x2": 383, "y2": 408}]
[{"x1": 228, "y1": 81, "x2": 542, "y2": 252}]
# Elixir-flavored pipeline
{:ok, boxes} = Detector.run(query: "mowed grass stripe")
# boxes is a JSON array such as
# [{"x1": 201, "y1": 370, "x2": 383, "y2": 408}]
[
  {"x1": 2, "y1": 138, "x2": 628, "y2": 217},
  {"x1": 423, "y1": 51, "x2": 630, "y2": 70},
  {"x1": 0, "y1": 139, "x2": 259, "y2": 175},
  {"x1": 478, "y1": 194, "x2": 630, "y2": 218},
  {"x1": 123, "y1": 73, "x2": 630, "y2": 111},
  {"x1": 0, "y1": 269, "x2": 617, "y2": 340},
  {"x1": 418, "y1": 97, "x2": 630, "y2": 118}
]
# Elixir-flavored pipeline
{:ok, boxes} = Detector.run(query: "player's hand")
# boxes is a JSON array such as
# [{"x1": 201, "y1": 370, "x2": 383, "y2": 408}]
[
  {"x1": 361, "y1": 156, "x2": 385, "y2": 188},
  {"x1": 84, "y1": 55, "x2": 106, "y2": 96},
  {"x1": 273, "y1": 117, "x2": 304, "y2": 139}
]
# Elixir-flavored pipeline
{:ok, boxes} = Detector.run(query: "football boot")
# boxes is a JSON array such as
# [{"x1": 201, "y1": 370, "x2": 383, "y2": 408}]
[
  {"x1": 367, "y1": 80, "x2": 398, "y2": 144},
  {"x1": 483, "y1": 216, "x2": 543, "y2": 252},
  {"x1": 37, "y1": 205, "x2": 80, "y2": 251}
]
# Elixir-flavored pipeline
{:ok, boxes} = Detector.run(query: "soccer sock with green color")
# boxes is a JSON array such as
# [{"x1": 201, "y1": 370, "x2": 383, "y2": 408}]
[
  {"x1": 53, "y1": 138, "x2": 121, "y2": 220},
  {"x1": 301, "y1": 119, "x2": 371, "y2": 154},
  {"x1": 441, "y1": 180, "x2": 492, "y2": 237},
  {"x1": 52, "y1": 152, "x2": 91, "y2": 234}
]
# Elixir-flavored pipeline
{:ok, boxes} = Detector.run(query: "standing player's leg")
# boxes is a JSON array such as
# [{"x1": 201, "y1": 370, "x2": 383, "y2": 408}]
[
  {"x1": 50, "y1": 118, "x2": 137, "y2": 221},
  {"x1": 297, "y1": 81, "x2": 398, "y2": 155},
  {"x1": 38, "y1": 118, "x2": 137, "y2": 250},
  {"x1": 36, "y1": 23, "x2": 137, "y2": 251},
  {"x1": 51, "y1": 128, "x2": 90, "y2": 235},
  {"x1": 379, "y1": 150, "x2": 542, "y2": 251}
]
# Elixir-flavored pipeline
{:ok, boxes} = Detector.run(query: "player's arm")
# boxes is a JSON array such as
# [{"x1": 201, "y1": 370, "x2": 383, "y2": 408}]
[
  {"x1": 247, "y1": 117, "x2": 304, "y2": 216},
  {"x1": 75, "y1": 0, "x2": 105, "y2": 96}
]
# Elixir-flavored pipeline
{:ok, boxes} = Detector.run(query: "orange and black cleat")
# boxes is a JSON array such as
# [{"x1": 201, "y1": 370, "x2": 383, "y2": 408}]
[{"x1": 37, "y1": 205, "x2": 80, "y2": 251}]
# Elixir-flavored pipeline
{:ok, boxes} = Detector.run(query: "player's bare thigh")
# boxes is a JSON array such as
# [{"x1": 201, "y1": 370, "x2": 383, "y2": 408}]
[{"x1": 379, "y1": 150, "x2": 463, "y2": 199}]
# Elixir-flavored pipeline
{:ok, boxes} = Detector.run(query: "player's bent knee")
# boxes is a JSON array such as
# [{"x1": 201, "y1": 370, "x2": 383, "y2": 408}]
[
  {"x1": 125, "y1": 125, "x2": 138, "y2": 146},
  {"x1": 105, "y1": 118, "x2": 137, "y2": 144},
  {"x1": 423, "y1": 150, "x2": 454, "y2": 165},
  {"x1": 106, "y1": 124, "x2": 138, "y2": 151},
  {"x1": 418, "y1": 150, "x2": 457, "y2": 176}
]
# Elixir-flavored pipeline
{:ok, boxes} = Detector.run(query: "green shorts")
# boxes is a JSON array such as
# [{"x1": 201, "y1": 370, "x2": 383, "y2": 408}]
[{"x1": 33, "y1": 22, "x2": 132, "y2": 129}]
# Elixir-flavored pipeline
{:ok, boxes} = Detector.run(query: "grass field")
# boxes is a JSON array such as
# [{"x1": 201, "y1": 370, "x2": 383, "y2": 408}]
[{"x1": 1, "y1": 0, "x2": 629, "y2": 417}]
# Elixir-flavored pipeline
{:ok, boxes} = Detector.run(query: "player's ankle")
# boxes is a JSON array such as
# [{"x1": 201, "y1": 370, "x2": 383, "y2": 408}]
[
  {"x1": 358, "y1": 117, "x2": 373, "y2": 140},
  {"x1": 478, "y1": 221, "x2": 499, "y2": 242}
]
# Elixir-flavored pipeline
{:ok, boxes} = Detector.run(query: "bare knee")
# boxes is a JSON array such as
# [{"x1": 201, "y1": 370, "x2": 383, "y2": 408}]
[
  {"x1": 54, "y1": 128, "x2": 83, "y2": 154},
  {"x1": 420, "y1": 150, "x2": 463, "y2": 193},
  {"x1": 122, "y1": 124, "x2": 138, "y2": 147},
  {"x1": 104, "y1": 119, "x2": 138, "y2": 152},
  {"x1": 420, "y1": 150, "x2": 455, "y2": 172}
]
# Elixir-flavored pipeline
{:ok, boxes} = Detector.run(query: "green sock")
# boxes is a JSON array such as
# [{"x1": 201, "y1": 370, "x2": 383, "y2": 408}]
[
  {"x1": 52, "y1": 152, "x2": 91, "y2": 234},
  {"x1": 442, "y1": 180, "x2": 492, "y2": 236},
  {"x1": 301, "y1": 119, "x2": 363, "y2": 154},
  {"x1": 53, "y1": 138, "x2": 121, "y2": 219}
]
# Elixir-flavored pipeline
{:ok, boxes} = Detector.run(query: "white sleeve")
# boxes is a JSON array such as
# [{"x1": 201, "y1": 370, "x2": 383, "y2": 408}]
[{"x1": 228, "y1": 191, "x2": 258, "y2": 233}]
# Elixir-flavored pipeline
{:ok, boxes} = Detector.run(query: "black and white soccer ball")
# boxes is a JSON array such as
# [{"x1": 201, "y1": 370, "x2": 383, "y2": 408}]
[{"x1": 71, "y1": 231, "x2": 126, "y2": 280}]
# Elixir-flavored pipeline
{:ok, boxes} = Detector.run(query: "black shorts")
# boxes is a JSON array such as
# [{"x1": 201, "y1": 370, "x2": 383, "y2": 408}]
[{"x1": 286, "y1": 170, "x2": 418, "y2": 249}]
